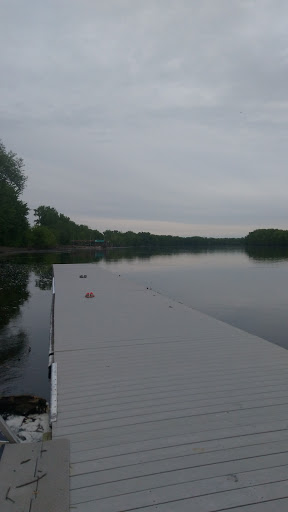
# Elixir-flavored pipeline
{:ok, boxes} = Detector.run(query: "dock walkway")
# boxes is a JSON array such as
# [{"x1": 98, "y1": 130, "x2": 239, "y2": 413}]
[{"x1": 53, "y1": 263, "x2": 288, "y2": 511}]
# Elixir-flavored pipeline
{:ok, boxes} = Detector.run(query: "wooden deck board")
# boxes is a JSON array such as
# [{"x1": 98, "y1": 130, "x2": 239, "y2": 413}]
[
  {"x1": 223, "y1": 500, "x2": 288, "y2": 511},
  {"x1": 0, "y1": 442, "x2": 41, "y2": 511},
  {"x1": 53, "y1": 263, "x2": 288, "y2": 511},
  {"x1": 69, "y1": 439, "x2": 288, "y2": 488},
  {"x1": 70, "y1": 434, "x2": 288, "y2": 480},
  {"x1": 68, "y1": 419, "x2": 288, "y2": 455},
  {"x1": 30, "y1": 439, "x2": 70, "y2": 512},
  {"x1": 0, "y1": 439, "x2": 69, "y2": 512},
  {"x1": 70, "y1": 424, "x2": 288, "y2": 460},
  {"x1": 56, "y1": 378, "x2": 288, "y2": 404},
  {"x1": 70, "y1": 457, "x2": 288, "y2": 505},
  {"x1": 70, "y1": 465, "x2": 288, "y2": 510},
  {"x1": 56, "y1": 392, "x2": 288, "y2": 426}
]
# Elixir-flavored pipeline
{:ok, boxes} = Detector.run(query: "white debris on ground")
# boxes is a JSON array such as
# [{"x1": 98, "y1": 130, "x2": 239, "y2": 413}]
[{"x1": 5, "y1": 413, "x2": 50, "y2": 442}]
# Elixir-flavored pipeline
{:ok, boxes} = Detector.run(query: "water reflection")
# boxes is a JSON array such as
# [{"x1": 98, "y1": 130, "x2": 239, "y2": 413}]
[
  {"x1": 0, "y1": 263, "x2": 30, "y2": 329},
  {"x1": 0, "y1": 329, "x2": 28, "y2": 364},
  {"x1": 0, "y1": 328, "x2": 30, "y2": 392},
  {"x1": 0, "y1": 258, "x2": 56, "y2": 399},
  {"x1": 245, "y1": 245, "x2": 288, "y2": 262},
  {"x1": 33, "y1": 265, "x2": 53, "y2": 290},
  {"x1": 1, "y1": 245, "x2": 288, "y2": 399},
  {"x1": 0, "y1": 262, "x2": 31, "y2": 397}
]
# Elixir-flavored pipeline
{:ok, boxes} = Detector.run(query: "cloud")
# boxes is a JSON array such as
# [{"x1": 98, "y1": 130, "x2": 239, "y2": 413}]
[{"x1": 1, "y1": 0, "x2": 288, "y2": 236}]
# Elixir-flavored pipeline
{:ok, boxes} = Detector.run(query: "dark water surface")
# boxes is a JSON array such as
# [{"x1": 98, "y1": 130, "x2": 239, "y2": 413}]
[{"x1": 1, "y1": 246, "x2": 288, "y2": 400}]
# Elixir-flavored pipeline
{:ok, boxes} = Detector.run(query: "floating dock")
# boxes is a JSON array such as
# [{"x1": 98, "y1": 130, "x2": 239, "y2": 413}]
[{"x1": 52, "y1": 263, "x2": 288, "y2": 511}]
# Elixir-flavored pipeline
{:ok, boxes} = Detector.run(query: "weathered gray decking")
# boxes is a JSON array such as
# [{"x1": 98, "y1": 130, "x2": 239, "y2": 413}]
[
  {"x1": 52, "y1": 263, "x2": 288, "y2": 511},
  {"x1": 0, "y1": 439, "x2": 69, "y2": 511}
]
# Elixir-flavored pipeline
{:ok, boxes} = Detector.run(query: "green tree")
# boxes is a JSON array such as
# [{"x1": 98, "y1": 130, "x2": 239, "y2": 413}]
[
  {"x1": 29, "y1": 226, "x2": 57, "y2": 249},
  {"x1": 0, "y1": 139, "x2": 27, "y2": 196},
  {"x1": 34, "y1": 206, "x2": 59, "y2": 227},
  {"x1": 34, "y1": 205, "x2": 103, "y2": 245},
  {"x1": 0, "y1": 141, "x2": 29, "y2": 246}
]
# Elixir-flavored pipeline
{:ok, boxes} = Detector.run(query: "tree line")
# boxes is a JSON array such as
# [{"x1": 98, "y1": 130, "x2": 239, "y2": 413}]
[
  {"x1": 245, "y1": 229, "x2": 288, "y2": 246},
  {"x1": 103, "y1": 230, "x2": 242, "y2": 248},
  {"x1": 1, "y1": 139, "x2": 287, "y2": 249},
  {"x1": 0, "y1": 140, "x2": 104, "y2": 248},
  {"x1": 33, "y1": 205, "x2": 104, "y2": 248}
]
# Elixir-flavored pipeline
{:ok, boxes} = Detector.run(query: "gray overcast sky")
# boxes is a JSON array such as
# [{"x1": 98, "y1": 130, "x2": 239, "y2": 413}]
[{"x1": 1, "y1": 0, "x2": 288, "y2": 237}]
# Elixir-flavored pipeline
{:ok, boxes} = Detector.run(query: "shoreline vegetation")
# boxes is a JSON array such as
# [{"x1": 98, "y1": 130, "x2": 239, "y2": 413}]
[
  {"x1": 1, "y1": 140, "x2": 288, "y2": 251},
  {"x1": 0, "y1": 239, "x2": 243, "y2": 257},
  {"x1": 3, "y1": 226, "x2": 288, "y2": 258}
]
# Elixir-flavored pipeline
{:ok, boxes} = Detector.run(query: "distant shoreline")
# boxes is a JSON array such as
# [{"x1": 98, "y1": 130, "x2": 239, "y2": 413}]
[
  {"x1": 0, "y1": 243, "x2": 242, "y2": 257},
  {"x1": 0, "y1": 245, "x2": 112, "y2": 257},
  {"x1": 0, "y1": 246, "x2": 72, "y2": 256}
]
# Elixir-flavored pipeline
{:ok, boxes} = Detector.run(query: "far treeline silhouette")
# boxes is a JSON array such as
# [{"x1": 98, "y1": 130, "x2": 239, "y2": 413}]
[
  {"x1": 245, "y1": 229, "x2": 288, "y2": 246},
  {"x1": 1, "y1": 139, "x2": 287, "y2": 249},
  {"x1": 33, "y1": 206, "x2": 242, "y2": 248}
]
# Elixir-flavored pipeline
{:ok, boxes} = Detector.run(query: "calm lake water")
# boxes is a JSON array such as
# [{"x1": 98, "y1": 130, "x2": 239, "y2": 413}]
[{"x1": 1, "y1": 246, "x2": 288, "y2": 400}]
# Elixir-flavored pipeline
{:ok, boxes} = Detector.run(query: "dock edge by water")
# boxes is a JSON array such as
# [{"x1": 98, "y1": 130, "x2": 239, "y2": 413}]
[{"x1": 51, "y1": 263, "x2": 288, "y2": 511}]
